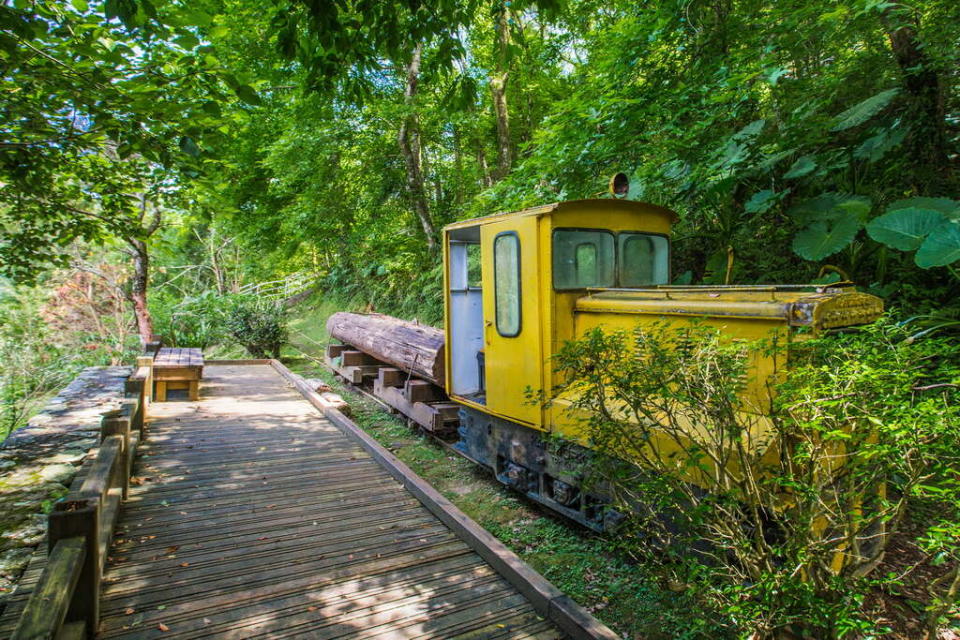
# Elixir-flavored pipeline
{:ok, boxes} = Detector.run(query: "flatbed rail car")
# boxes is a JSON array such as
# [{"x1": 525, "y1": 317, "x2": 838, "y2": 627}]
[{"x1": 327, "y1": 196, "x2": 884, "y2": 531}]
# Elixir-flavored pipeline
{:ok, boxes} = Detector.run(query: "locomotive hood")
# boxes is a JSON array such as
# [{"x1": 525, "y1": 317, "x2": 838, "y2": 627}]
[{"x1": 575, "y1": 284, "x2": 884, "y2": 333}]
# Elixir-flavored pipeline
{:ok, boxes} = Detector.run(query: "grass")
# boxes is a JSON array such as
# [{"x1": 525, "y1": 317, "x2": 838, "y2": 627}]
[{"x1": 280, "y1": 293, "x2": 728, "y2": 639}]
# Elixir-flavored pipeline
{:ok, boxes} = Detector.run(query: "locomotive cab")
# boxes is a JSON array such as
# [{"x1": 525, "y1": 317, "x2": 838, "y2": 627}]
[{"x1": 443, "y1": 199, "x2": 676, "y2": 428}]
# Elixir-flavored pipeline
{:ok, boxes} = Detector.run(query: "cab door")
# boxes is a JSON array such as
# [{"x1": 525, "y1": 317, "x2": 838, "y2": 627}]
[{"x1": 480, "y1": 217, "x2": 542, "y2": 427}]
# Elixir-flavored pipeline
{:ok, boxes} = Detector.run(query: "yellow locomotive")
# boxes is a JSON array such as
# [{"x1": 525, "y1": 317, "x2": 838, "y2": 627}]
[{"x1": 441, "y1": 197, "x2": 883, "y2": 530}]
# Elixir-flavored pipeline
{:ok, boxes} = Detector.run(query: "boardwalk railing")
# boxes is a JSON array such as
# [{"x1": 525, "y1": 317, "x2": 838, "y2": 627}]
[
  {"x1": 11, "y1": 361, "x2": 153, "y2": 640},
  {"x1": 236, "y1": 270, "x2": 316, "y2": 300}
]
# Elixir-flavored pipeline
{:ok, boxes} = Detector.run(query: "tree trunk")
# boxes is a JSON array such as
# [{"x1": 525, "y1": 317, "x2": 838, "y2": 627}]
[
  {"x1": 476, "y1": 142, "x2": 494, "y2": 188},
  {"x1": 326, "y1": 312, "x2": 445, "y2": 385},
  {"x1": 398, "y1": 44, "x2": 437, "y2": 251},
  {"x1": 128, "y1": 238, "x2": 154, "y2": 344},
  {"x1": 452, "y1": 124, "x2": 464, "y2": 204},
  {"x1": 882, "y1": 4, "x2": 951, "y2": 188},
  {"x1": 490, "y1": 7, "x2": 513, "y2": 179}
]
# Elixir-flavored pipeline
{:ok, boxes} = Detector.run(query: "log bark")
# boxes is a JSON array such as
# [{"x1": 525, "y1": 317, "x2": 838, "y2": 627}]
[{"x1": 326, "y1": 312, "x2": 445, "y2": 385}]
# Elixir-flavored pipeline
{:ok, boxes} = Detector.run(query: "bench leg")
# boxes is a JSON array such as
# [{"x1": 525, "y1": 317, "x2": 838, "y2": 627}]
[
  {"x1": 156, "y1": 381, "x2": 167, "y2": 403},
  {"x1": 189, "y1": 380, "x2": 199, "y2": 402}
]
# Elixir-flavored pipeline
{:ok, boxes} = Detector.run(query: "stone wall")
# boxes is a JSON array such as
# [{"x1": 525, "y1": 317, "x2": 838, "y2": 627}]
[{"x1": 0, "y1": 366, "x2": 128, "y2": 613}]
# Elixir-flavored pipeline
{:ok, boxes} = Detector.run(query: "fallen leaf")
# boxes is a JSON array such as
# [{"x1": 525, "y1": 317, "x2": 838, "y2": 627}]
[
  {"x1": 307, "y1": 606, "x2": 318, "y2": 612},
  {"x1": 179, "y1": 562, "x2": 190, "y2": 567},
  {"x1": 165, "y1": 546, "x2": 180, "y2": 554},
  {"x1": 157, "y1": 605, "x2": 166, "y2": 611},
  {"x1": 124, "y1": 608, "x2": 135, "y2": 615},
  {"x1": 158, "y1": 623, "x2": 169, "y2": 632}
]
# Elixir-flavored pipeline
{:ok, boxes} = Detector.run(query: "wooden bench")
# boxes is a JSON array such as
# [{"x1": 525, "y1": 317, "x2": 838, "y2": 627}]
[{"x1": 153, "y1": 348, "x2": 204, "y2": 401}]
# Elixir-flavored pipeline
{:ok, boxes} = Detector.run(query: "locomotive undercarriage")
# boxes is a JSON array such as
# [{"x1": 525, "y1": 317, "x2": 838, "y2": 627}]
[{"x1": 454, "y1": 406, "x2": 624, "y2": 532}]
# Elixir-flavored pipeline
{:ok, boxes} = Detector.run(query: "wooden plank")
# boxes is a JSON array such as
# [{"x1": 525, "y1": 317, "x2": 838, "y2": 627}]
[
  {"x1": 9, "y1": 538, "x2": 85, "y2": 640},
  {"x1": 404, "y1": 379, "x2": 439, "y2": 403},
  {"x1": 411, "y1": 401, "x2": 460, "y2": 432},
  {"x1": 153, "y1": 367, "x2": 201, "y2": 381},
  {"x1": 340, "y1": 350, "x2": 377, "y2": 367},
  {"x1": 377, "y1": 367, "x2": 405, "y2": 388}
]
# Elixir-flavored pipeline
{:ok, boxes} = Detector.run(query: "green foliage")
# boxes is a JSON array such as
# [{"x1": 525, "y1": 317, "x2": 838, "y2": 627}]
[
  {"x1": 225, "y1": 295, "x2": 288, "y2": 359},
  {"x1": 866, "y1": 207, "x2": 947, "y2": 251},
  {"x1": 830, "y1": 88, "x2": 900, "y2": 131},
  {"x1": 550, "y1": 321, "x2": 960, "y2": 638},
  {"x1": 0, "y1": 0, "x2": 236, "y2": 281},
  {"x1": 0, "y1": 283, "x2": 134, "y2": 440},
  {"x1": 792, "y1": 217, "x2": 862, "y2": 261},
  {"x1": 864, "y1": 197, "x2": 960, "y2": 269},
  {"x1": 150, "y1": 291, "x2": 234, "y2": 349}
]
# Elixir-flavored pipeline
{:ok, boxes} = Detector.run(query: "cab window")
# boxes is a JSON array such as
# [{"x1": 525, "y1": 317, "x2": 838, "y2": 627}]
[
  {"x1": 494, "y1": 232, "x2": 521, "y2": 336},
  {"x1": 552, "y1": 230, "x2": 615, "y2": 290},
  {"x1": 618, "y1": 233, "x2": 669, "y2": 286}
]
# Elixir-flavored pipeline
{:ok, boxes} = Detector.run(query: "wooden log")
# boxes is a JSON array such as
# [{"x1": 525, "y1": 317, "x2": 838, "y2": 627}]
[
  {"x1": 303, "y1": 378, "x2": 333, "y2": 393},
  {"x1": 326, "y1": 312, "x2": 445, "y2": 386},
  {"x1": 319, "y1": 392, "x2": 351, "y2": 416}
]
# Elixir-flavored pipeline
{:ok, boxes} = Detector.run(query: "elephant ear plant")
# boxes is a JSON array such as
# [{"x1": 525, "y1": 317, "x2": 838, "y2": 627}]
[{"x1": 550, "y1": 321, "x2": 960, "y2": 639}]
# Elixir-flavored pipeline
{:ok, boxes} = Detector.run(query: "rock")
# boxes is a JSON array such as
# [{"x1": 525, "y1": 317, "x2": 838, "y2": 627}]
[
  {"x1": 38, "y1": 463, "x2": 76, "y2": 485},
  {"x1": 0, "y1": 547, "x2": 33, "y2": 581}
]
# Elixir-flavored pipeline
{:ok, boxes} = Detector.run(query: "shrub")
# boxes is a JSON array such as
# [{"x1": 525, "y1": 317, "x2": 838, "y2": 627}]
[
  {"x1": 550, "y1": 321, "x2": 960, "y2": 638},
  {"x1": 150, "y1": 290, "x2": 233, "y2": 349},
  {"x1": 225, "y1": 295, "x2": 288, "y2": 359}
]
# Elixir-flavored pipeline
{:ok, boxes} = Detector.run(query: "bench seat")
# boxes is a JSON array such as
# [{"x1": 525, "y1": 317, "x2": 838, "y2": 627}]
[{"x1": 154, "y1": 348, "x2": 204, "y2": 401}]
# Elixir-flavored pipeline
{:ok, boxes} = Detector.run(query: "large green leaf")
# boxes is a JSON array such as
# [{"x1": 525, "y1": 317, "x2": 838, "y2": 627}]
[
  {"x1": 234, "y1": 84, "x2": 262, "y2": 106},
  {"x1": 915, "y1": 221, "x2": 960, "y2": 268},
  {"x1": 854, "y1": 126, "x2": 907, "y2": 162},
  {"x1": 866, "y1": 208, "x2": 945, "y2": 251},
  {"x1": 792, "y1": 217, "x2": 861, "y2": 261},
  {"x1": 179, "y1": 136, "x2": 200, "y2": 157},
  {"x1": 831, "y1": 88, "x2": 899, "y2": 131},
  {"x1": 788, "y1": 192, "x2": 872, "y2": 225},
  {"x1": 745, "y1": 189, "x2": 778, "y2": 214},
  {"x1": 783, "y1": 155, "x2": 816, "y2": 179},
  {"x1": 887, "y1": 197, "x2": 960, "y2": 221},
  {"x1": 733, "y1": 119, "x2": 765, "y2": 139}
]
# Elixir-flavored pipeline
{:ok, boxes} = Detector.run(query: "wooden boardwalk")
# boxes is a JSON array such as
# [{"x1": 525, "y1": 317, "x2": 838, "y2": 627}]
[{"x1": 95, "y1": 364, "x2": 566, "y2": 640}]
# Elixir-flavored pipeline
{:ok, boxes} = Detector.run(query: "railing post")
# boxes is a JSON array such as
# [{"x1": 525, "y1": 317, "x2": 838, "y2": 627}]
[
  {"x1": 100, "y1": 412, "x2": 131, "y2": 499},
  {"x1": 48, "y1": 498, "x2": 99, "y2": 639},
  {"x1": 136, "y1": 355, "x2": 154, "y2": 407},
  {"x1": 123, "y1": 379, "x2": 145, "y2": 438}
]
